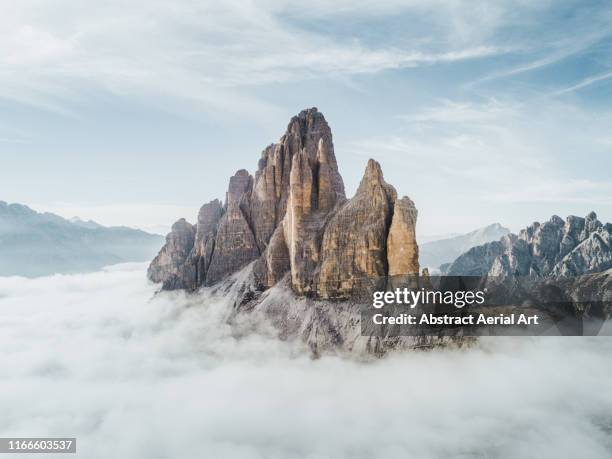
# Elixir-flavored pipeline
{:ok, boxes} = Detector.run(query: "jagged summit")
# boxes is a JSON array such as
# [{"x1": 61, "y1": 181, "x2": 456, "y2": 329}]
[
  {"x1": 447, "y1": 212, "x2": 612, "y2": 277},
  {"x1": 148, "y1": 109, "x2": 419, "y2": 298}
]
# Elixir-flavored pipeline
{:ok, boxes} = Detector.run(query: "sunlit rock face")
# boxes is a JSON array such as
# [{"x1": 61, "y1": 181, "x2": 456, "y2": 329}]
[
  {"x1": 318, "y1": 160, "x2": 410, "y2": 299},
  {"x1": 148, "y1": 108, "x2": 420, "y2": 299},
  {"x1": 387, "y1": 196, "x2": 419, "y2": 277}
]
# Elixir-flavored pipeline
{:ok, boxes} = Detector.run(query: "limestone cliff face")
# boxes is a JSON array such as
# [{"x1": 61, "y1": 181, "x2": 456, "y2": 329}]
[
  {"x1": 190, "y1": 199, "x2": 223, "y2": 286},
  {"x1": 318, "y1": 160, "x2": 397, "y2": 298},
  {"x1": 387, "y1": 196, "x2": 419, "y2": 276},
  {"x1": 250, "y1": 109, "x2": 345, "y2": 253},
  {"x1": 206, "y1": 170, "x2": 260, "y2": 285},
  {"x1": 147, "y1": 218, "x2": 196, "y2": 290},
  {"x1": 282, "y1": 141, "x2": 346, "y2": 296},
  {"x1": 148, "y1": 108, "x2": 420, "y2": 299}
]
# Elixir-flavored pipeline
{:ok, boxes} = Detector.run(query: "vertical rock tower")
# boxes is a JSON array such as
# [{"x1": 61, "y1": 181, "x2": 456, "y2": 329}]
[{"x1": 148, "y1": 108, "x2": 419, "y2": 299}]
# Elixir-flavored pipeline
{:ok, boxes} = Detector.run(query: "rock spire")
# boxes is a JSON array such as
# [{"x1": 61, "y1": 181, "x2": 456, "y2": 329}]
[{"x1": 148, "y1": 108, "x2": 420, "y2": 299}]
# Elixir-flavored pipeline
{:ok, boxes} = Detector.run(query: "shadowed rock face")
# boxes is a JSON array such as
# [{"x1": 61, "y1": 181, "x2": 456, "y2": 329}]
[
  {"x1": 147, "y1": 218, "x2": 196, "y2": 290},
  {"x1": 205, "y1": 170, "x2": 259, "y2": 285},
  {"x1": 447, "y1": 212, "x2": 612, "y2": 278},
  {"x1": 148, "y1": 108, "x2": 420, "y2": 298},
  {"x1": 190, "y1": 199, "x2": 223, "y2": 286}
]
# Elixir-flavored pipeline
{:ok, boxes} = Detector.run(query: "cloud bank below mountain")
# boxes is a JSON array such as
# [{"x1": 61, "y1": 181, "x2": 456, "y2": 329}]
[{"x1": 0, "y1": 264, "x2": 611, "y2": 458}]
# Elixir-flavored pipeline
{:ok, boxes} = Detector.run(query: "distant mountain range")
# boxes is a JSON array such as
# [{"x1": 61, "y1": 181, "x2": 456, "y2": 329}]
[
  {"x1": 419, "y1": 223, "x2": 510, "y2": 270},
  {"x1": 447, "y1": 212, "x2": 612, "y2": 277},
  {"x1": 0, "y1": 201, "x2": 164, "y2": 277}
]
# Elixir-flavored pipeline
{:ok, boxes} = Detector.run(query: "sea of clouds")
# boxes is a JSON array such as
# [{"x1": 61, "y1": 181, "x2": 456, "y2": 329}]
[{"x1": 0, "y1": 263, "x2": 611, "y2": 459}]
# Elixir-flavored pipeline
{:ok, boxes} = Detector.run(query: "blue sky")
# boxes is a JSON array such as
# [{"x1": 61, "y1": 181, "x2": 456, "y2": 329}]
[{"x1": 1, "y1": 0, "x2": 611, "y2": 236}]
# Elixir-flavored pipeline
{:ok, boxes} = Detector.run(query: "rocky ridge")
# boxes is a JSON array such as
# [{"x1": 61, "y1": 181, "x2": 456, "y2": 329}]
[
  {"x1": 447, "y1": 212, "x2": 612, "y2": 278},
  {"x1": 148, "y1": 108, "x2": 420, "y2": 300}
]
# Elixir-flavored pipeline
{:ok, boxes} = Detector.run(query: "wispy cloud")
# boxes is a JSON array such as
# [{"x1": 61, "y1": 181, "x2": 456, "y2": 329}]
[
  {"x1": 0, "y1": 0, "x2": 530, "y2": 116},
  {"x1": 403, "y1": 98, "x2": 519, "y2": 124},
  {"x1": 468, "y1": 15, "x2": 612, "y2": 87},
  {"x1": 2, "y1": 0, "x2": 608, "y2": 118},
  {"x1": 472, "y1": 42, "x2": 593, "y2": 85},
  {"x1": 484, "y1": 178, "x2": 612, "y2": 205},
  {"x1": 0, "y1": 137, "x2": 29, "y2": 144},
  {"x1": 555, "y1": 69, "x2": 612, "y2": 95}
]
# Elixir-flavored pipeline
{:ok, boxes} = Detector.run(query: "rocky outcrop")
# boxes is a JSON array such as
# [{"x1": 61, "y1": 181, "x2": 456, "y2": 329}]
[
  {"x1": 253, "y1": 223, "x2": 291, "y2": 288},
  {"x1": 388, "y1": 196, "x2": 419, "y2": 276},
  {"x1": 249, "y1": 110, "x2": 344, "y2": 252},
  {"x1": 447, "y1": 212, "x2": 612, "y2": 278},
  {"x1": 147, "y1": 218, "x2": 196, "y2": 290},
  {"x1": 190, "y1": 199, "x2": 223, "y2": 286},
  {"x1": 317, "y1": 160, "x2": 398, "y2": 298},
  {"x1": 148, "y1": 108, "x2": 420, "y2": 300},
  {"x1": 283, "y1": 145, "x2": 347, "y2": 295},
  {"x1": 205, "y1": 170, "x2": 260, "y2": 284}
]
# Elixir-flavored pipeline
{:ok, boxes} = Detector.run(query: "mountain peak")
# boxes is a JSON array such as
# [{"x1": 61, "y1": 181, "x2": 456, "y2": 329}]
[
  {"x1": 148, "y1": 109, "x2": 419, "y2": 298},
  {"x1": 70, "y1": 217, "x2": 103, "y2": 229},
  {"x1": 365, "y1": 158, "x2": 383, "y2": 178},
  {"x1": 297, "y1": 107, "x2": 319, "y2": 117},
  {"x1": 356, "y1": 159, "x2": 396, "y2": 200}
]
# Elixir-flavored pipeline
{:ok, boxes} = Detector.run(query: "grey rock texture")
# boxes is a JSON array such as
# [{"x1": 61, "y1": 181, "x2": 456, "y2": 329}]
[
  {"x1": 147, "y1": 218, "x2": 196, "y2": 290},
  {"x1": 206, "y1": 170, "x2": 260, "y2": 284},
  {"x1": 148, "y1": 108, "x2": 420, "y2": 299},
  {"x1": 190, "y1": 199, "x2": 223, "y2": 286},
  {"x1": 253, "y1": 223, "x2": 290, "y2": 289},
  {"x1": 208, "y1": 266, "x2": 462, "y2": 357},
  {"x1": 447, "y1": 212, "x2": 612, "y2": 278}
]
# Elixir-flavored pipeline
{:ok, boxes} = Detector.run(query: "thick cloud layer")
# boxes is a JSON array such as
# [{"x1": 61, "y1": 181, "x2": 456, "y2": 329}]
[{"x1": 0, "y1": 264, "x2": 611, "y2": 458}]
